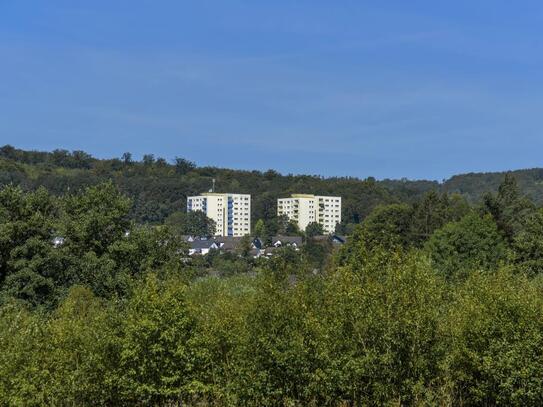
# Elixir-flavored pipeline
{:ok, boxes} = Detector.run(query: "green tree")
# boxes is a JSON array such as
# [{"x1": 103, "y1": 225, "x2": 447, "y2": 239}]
[
  {"x1": 274, "y1": 214, "x2": 301, "y2": 236},
  {"x1": 60, "y1": 182, "x2": 131, "y2": 257},
  {"x1": 511, "y1": 209, "x2": 543, "y2": 275},
  {"x1": 482, "y1": 174, "x2": 535, "y2": 242},
  {"x1": 121, "y1": 152, "x2": 132, "y2": 165},
  {"x1": 174, "y1": 157, "x2": 196, "y2": 174},
  {"x1": 305, "y1": 221, "x2": 324, "y2": 238},
  {"x1": 228, "y1": 268, "x2": 325, "y2": 405},
  {"x1": 425, "y1": 213, "x2": 507, "y2": 279},
  {"x1": 142, "y1": 154, "x2": 155, "y2": 166},
  {"x1": 117, "y1": 274, "x2": 206, "y2": 404},
  {"x1": 334, "y1": 221, "x2": 356, "y2": 236},
  {"x1": 0, "y1": 301, "x2": 49, "y2": 405},
  {"x1": 285, "y1": 221, "x2": 301, "y2": 236},
  {"x1": 39, "y1": 286, "x2": 119, "y2": 404},
  {"x1": 2, "y1": 267, "x2": 57, "y2": 308},
  {"x1": 253, "y1": 219, "x2": 267, "y2": 238},
  {"x1": 322, "y1": 249, "x2": 444, "y2": 405},
  {"x1": 87, "y1": 225, "x2": 188, "y2": 298},
  {"x1": 0, "y1": 287, "x2": 118, "y2": 405},
  {"x1": 446, "y1": 193, "x2": 472, "y2": 221},
  {"x1": 411, "y1": 191, "x2": 470, "y2": 245},
  {"x1": 185, "y1": 275, "x2": 256, "y2": 403},
  {"x1": 0, "y1": 186, "x2": 61, "y2": 306},
  {"x1": 165, "y1": 210, "x2": 216, "y2": 236},
  {"x1": 361, "y1": 203, "x2": 413, "y2": 251},
  {"x1": 0, "y1": 186, "x2": 57, "y2": 279},
  {"x1": 443, "y1": 270, "x2": 543, "y2": 405},
  {"x1": 71, "y1": 150, "x2": 93, "y2": 169},
  {"x1": 302, "y1": 236, "x2": 332, "y2": 269},
  {"x1": 236, "y1": 235, "x2": 253, "y2": 259}
]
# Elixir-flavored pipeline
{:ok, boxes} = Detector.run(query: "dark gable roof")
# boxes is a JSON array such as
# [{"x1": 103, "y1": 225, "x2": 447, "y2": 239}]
[
  {"x1": 220, "y1": 240, "x2": 241, "y2": 251},
  {"x1": 308, "y1": 235, "x2": 347, "y2": 244},
  {"x1": 249, "y1": 248, "x2": 261, "y2": 257},
  {"x1": 252, "y1": 238, "x2": 264, "y2": 249},
  {"x1": 272, "y1": 235, "x2": 303, "y2": 246},
  {"x1": 214, "y1": 236, "x2": 242, "y2": 244},
  {"x1": 332, "y1": 235, "x2": 347, "y2": 244},
  {"x1": 189, "y1": 240, "x2": 218, "y2": 250}
]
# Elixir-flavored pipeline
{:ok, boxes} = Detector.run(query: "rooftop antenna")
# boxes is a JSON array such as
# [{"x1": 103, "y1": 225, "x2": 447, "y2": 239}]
[{"x1": 209, "y1": 178, "x2": 215, "y2": 193}]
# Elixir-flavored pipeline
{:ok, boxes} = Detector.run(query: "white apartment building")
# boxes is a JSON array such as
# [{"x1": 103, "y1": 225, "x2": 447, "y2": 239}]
[
  {"x1": 277, "y1": 194, "x2": 341, "y2": 234},
  {"x1": 187, "y1": 193, "x2": 251, "y2": 237}
]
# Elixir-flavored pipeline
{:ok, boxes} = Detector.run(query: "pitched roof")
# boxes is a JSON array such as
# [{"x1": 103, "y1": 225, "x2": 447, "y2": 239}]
[
  {"x1": 311, "y1": 235, "x2": 330, "y2": 241},
  {"x1": 214, "y1": 236, "x2": 242, "y2": 244},
  {"x1": 332, "y1": 235, "x2": 347, "y2": 244},
  {"x1": 189, "y1": 239, "x2": 219, "y2": 250},
  {"x1": 220, "y1": 240, "x2": 241, "y2": 251},
  {"x1": 252, "y1": 238, "x2": 264, "y2": 249},
  {"x1": 272, "y1": 235, "x2": 303, "y2": 246}
]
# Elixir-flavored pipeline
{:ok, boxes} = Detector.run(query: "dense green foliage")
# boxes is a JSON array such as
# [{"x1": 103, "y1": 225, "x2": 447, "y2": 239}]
[
  {"x1": 425, "y1": 213, "x2": 507, "y2": 279},
  {"x1": 4, "y1": 149, "x2": 543, "y2": 404},
  {"x1": 165, "y1": 210, "x2": 216, "y2": 236},
  {"x1": 0, "y1": 183, "x2": 186, "y2": 309},
  {"x1": 4, "y1": 248, "x2": 543, "y2": 405}
]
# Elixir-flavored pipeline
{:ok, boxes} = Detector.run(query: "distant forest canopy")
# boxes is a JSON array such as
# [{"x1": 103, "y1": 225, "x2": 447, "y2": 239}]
[{"x1": 2, "y1": 145, "x2": 543, "y2": 227}]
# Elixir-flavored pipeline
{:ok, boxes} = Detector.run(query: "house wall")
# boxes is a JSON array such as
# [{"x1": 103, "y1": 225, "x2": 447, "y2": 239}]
[
  {"x1": 315, "y1": 195, "x2": 342, "y2": 234},
  {"x1": 187, "y1": 193, "x2": 250, "y2": 237},
  {"x1": 278, "y1": 194, "x2": 341, "y2": 234}
]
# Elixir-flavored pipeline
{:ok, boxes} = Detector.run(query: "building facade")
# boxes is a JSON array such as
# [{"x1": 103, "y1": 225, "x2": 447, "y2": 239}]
[
  {"x1": 277, "y1": 194, "x2": 341, "y2": 234},
  {"x1": 187, "y1": 192, "x2": 251, "y2": 237}
]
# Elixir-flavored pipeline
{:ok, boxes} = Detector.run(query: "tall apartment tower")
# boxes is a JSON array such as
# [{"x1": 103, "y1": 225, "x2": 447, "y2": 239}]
[
  {"x1": 277, "y1": 194, "x2": 341, "y2": 234},
  {"x1": 187, "y1": 193, "x2": 251, "y2": 237}
]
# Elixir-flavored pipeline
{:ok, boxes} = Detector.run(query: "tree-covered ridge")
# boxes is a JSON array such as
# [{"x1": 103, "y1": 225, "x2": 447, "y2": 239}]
[{"x1": 442, "y1": 167, "x2": 543, "y2": 203}]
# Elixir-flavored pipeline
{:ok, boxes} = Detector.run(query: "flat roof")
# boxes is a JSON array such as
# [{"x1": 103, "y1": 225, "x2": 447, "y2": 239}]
[
  {"x1": 194, "y1": 192, "x2": 251, "y2": 197},
  {"x1": 290, "y1": 194, "x2": 315, "y2": 198},
  {"x1": 279, "y1": 194, "x2": 341, "y2": 199}
]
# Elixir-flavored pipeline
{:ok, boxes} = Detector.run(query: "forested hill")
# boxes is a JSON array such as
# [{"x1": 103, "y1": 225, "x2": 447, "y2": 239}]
[
  {"x1": 442, "y1": 168, "x2": 543, "y2": 203},
  {"x1": 1, "y1": 145, "x2": 542, "y2": 225}
]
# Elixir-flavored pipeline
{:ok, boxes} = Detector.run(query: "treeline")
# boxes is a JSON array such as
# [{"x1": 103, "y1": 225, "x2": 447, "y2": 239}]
[
  {"x1": 2, "y1": 174, "x2": 543, "y2": 404},
  {"x1": 0, "y1": 145, "x2": 405, "y2": 230},
  {"x1": 8, "y1": 145, "x2": 543, "y2": 232}
]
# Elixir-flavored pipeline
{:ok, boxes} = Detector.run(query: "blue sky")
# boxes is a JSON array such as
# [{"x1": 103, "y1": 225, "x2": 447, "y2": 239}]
[{"x1": 1, "y1": 1, "x2": 543, "y2": 180}]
